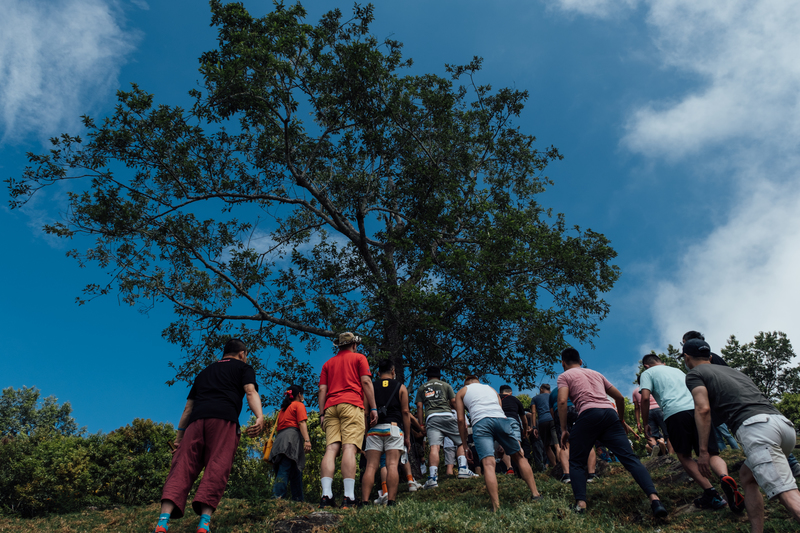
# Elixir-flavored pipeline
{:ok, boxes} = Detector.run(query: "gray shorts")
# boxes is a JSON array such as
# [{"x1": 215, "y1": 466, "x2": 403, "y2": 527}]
[
  {"x1": 444, "y1": 446, "x2": 456, "y2": 465},
  {"x1": 735, "y1": 413, "x2": 797, "y2": 499},
  {"x1": 426, "y1": 415, "x2": 462, "y2": 447}
]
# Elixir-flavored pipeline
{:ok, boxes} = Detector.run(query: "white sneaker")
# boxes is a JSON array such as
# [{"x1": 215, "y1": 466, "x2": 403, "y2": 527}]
[
  {"x1": 423, "y1": 477, "x2": 438, "y2": 489},
  {"x1": 408, "y1": 480, "x2": 423, "y2": 492},
  {"x1": 373, "y1": 490, "x2": 388, "y2": 505},
  {"x1": 458, "y1": 467, "x2": 479, "y2": 479}
]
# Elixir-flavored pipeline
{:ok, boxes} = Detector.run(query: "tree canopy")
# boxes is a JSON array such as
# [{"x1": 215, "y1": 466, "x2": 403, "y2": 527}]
[
  {"x1": 0, "y1": 386, "x2": 82, "y2": 439},
  {"x1": 7, "y1": 1, "x2": 619, "y2": 394},
  {"x1": 721, "y1": 331, "x2": 800, "y2": 403}
]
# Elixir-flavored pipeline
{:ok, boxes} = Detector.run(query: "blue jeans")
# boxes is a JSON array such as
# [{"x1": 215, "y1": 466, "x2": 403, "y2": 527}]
[
  {"x1": 714, "y1": 423, "x2": 740, "y2": 450},
  {"x1": 569, "y1": 408, "x2": 657, "y2": 502},
  {"x1": 273, "y1": 457, "x2": 304, "y2": 501}
]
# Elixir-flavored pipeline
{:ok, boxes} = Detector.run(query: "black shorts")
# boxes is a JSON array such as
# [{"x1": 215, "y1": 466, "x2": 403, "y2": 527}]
[
  {"x1": 666, "y1": 409, "x2": 719, "y2": 457},
  {"x1": 538, "y1": 419, "x2": 556, "y2": 448}
]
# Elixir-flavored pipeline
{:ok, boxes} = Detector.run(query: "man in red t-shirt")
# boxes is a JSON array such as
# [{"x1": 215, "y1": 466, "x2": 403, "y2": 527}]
[{"x1": 318, "y1": 332, "x2": 378, "y2": 509}]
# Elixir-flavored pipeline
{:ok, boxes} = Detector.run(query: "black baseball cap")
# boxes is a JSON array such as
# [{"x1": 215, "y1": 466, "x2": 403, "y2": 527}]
[{"x1": 682, "y1": 338, "x2": 711, "y2": 358}]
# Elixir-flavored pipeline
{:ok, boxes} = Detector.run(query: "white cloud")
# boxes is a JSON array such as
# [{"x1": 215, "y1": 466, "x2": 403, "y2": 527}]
[
  {"x1": 549, "y1": 0, "x2": 639, "y2": 19},
  {"x1": 623, "y1": 0, "x2": 800, "y2": 159},
  {"x1": 0, "y1": 0, "x2": 138, "y2": 143},
  {"x1": 130, "y1": 0, "x2": 149, "y2": 10}
]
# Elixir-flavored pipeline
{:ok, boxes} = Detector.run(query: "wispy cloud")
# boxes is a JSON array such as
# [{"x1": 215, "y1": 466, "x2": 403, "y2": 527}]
[
  {"x1": 552, "y1": 0, "x2": 800, "y2": 354},
  {"x1": 0, "y1": 0, "x2": 139, "y2": 143},
  {"x1": 549, "y1": 0, "x2": 639, "y2": 19}
]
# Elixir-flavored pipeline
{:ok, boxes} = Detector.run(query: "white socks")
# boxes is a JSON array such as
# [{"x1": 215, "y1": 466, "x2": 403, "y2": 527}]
[
  {"x1": 343, "y1": 478, "x2": 356, "y2": 500},
  {"x1": 458, "y1": 455, "x2": 468, "y2": 469},
  {"x1": 429, "y1": 466, "x2": 438, "y2": 478},
  {"x1": 321, "y1": 477, "x2": 333, "y2": 498}
]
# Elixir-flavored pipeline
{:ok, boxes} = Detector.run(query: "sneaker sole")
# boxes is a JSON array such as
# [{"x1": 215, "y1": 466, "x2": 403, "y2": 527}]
[{"x1": 720, "y1": 476, "x2": 745, "y2": 514}]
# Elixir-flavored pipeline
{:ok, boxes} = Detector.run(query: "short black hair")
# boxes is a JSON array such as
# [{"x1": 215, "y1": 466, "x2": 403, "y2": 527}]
[
  {"x1": 682, "y1": 330, "x2": 705, "y2": 342},
  {"x1": 642, "y1": 354, "x2": 661, "y2": 366},
  {"x1": 540, "y1": 384, "x2": 551, "y2": 392},
  {"x1": 426, "y1": 366, "x2": 441, "y2": 378},
  {"x1": 561, "y1": 347, "x2": 581, "y2": 364},
  {"x1": 378, "y1": 359, "x2": 394, "y2": 374},
  {"x1": 499, "y1": 384, "x2": 512, "y2": 394},
  {"x1": 223, "y1": 338, "x2": 247, "y2": 355},
  {"x1": 464, "y1": 375, "x2": 479, "y2": 384}
]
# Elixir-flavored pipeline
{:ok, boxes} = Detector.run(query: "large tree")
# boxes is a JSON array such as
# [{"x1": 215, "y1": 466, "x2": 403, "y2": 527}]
[
  {"x1": 7, "y1": 1, "x2": 619, "y2": 395},
  {"x1": 721, "y1": 331, "x2": 800, "y2": 403}
]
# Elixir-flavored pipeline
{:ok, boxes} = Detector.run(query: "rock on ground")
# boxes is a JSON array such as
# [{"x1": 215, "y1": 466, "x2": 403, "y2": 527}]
[{"x1": 272, "y1": 511, "x2": 340, "y2": 533}]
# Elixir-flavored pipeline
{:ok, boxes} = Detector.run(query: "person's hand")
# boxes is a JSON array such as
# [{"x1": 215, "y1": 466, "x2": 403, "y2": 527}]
[
  {"x1": 532, "y1": 428, "x2": 539, "y2": 439},
  {"x1": 170, "y1": 439, "x2": 180, "y2": 455},
  {"x1": 644, "y1": 424, "x2": 652, "y2": 439},
  {"x1": 304, "y1": 440, "x2": 312, "y2": 453},
  {"x1": 245, "y1": 417, "x2": 264, "y2": 437},
  {"x1": 560, "y1": 430, "x2": 570, "y2": 449},
  {"x1": 637, "y1": 422, "x2": 643, "y2": 432},
  {"x1": 369, "y1": 409, "x2": 379, "y2": 427},
  {"x1": 465, "y1": 447, "x2": 473, "y2": 462},
  {"x1": 697, "y1": 450, "x2": 712, "y2": 478},
  {"x1": 320, "y1": 415, "x2": 325, "y2": 428},
  {"x1": 404, "y1": 436, "x2": 411, "y2": 451}
]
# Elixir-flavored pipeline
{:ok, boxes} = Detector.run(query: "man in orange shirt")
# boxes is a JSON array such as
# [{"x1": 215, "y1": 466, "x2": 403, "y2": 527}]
[{"x1": 318, "y1": 332, "x2": 378, "y2": 508}]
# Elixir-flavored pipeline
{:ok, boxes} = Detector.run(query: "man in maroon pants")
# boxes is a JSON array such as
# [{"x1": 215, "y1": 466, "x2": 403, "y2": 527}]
[{"x1": 152, "y1": 339, "x2": 263, "y2": 533}]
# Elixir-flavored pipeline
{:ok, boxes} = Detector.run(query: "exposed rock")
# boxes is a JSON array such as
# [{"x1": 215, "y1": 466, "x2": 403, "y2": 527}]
[{"x1": 272, "y1": 511, "x2": 340, "y2": 533}]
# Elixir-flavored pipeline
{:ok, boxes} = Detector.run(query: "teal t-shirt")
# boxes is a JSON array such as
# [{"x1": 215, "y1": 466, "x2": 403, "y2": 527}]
[{"x1": 639, "y1": 365, "x2": 695, "y2": 419}]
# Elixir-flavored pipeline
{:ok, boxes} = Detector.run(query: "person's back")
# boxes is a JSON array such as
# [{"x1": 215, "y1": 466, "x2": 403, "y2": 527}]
[
  {"x1": 374, "y1": 377, "x2": 403, "y2": 426},
  {"x1": 532, "y1": 392, "x2": 552, "y2": 423},
  {"x1": 639, "y1": 365, "x2": 693, "y2": 419},
  {"x1": 320, "y1": 349, "x2": 370, "y2": 410},
  {"x1": 187, "y1": 358, "x2": 254, "y2": 426},
  {"x1": 464, "y1": 383, "x2": 506, "y2": 425},
  {"x1": 416, "y1": 378, "x2": 455, "y2": 420},
  {"x1": 500, "y1": 393, "x2": 525, "y2": 426},
  {"x1": 558, "y1": 367, "x2": 614, "y2": 414},
  {"x1": 685, "y1": 363, "x2": 779, "y2": 434}
]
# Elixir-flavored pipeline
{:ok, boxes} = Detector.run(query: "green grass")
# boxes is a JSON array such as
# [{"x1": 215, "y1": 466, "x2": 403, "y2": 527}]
[{"x1": 1, "y1": 450, "x2": 798, "y2": 532}]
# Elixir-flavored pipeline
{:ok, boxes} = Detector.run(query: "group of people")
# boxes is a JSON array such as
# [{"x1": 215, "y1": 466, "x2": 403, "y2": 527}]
[{"x1": 151, "y1": 331, "x2": 800, "y2": 533}]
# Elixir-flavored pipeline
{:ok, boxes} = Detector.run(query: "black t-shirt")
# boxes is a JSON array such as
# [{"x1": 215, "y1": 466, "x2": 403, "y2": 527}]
[
  {"x1": 187, "y1": 358, "x2": 258, "y2": 427},
  {"x1": 374, "y1": 378, "x2": 403, "y2": 426},
  {"x1": 501, "y1": 394, "x2": 526, "y2": 427}
]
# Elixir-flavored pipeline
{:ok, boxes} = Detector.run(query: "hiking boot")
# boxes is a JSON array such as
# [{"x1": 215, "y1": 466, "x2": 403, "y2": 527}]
[
  {"x1": 694, "y1": 489, "x2": 727, "y2": 510},
  {"x1": 651, "y1": 499, "x2": 668, "y2": 518},
  {"x1": 457, "y1": 467, "x2": 479, "y2": 479},
  {"x1": 720, "y1": 476, "x2": 745, "y2": 514},
  {"x1": 408, "y1": 479, "x2": 423, "y2": 492},
  {"x1": 423, "y1": 476, "x2": 438, "y2": 489},
  {"x1": 319, "y1": 495, "x2": 337, "y2": 509},
  {"x1": 559, "y1": 473, "x2": 571, "y2": 484},
  {"x1": 340, "y1": 497, "x2": 358, "y2": 509}
]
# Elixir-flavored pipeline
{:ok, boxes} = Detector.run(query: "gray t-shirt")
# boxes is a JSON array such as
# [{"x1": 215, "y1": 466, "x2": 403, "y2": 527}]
[
  {"x1": 685, "y1": 363, "x2": 779, "y2": 434},
  {"x1": 532, "y1": 392, "x2": 553, "y2": 423},
  {"x1": 415, "y1": 379, "x2": 455, "y2": 417}
]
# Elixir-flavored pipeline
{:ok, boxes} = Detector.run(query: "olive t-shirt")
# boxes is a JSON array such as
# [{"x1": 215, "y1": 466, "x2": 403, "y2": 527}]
[
  {"x1": 685, "y1": 363, "x2": 779, "y2": 434},
  {"x1": 415, "y1": 379, "x2": 455, "y2": 418}
]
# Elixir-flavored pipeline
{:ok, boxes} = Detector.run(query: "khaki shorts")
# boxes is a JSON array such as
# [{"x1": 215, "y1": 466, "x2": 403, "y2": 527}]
[
  {"x1": 735, "y1": 413, "x2": 797, "y2": 499},
  {"x1": 324, "y1": 403, "x2": 366, "y2": 449}
]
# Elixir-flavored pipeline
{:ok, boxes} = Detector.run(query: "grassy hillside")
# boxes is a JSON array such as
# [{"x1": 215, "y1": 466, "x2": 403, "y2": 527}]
[{"x1": 1, "y1": 449, "x2": 797, "y2": 532}]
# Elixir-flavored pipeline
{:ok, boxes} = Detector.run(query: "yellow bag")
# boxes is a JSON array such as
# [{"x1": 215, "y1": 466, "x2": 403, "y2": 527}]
[{"x1": 262, "y1": 414, "x2": 279, "y2": 464}]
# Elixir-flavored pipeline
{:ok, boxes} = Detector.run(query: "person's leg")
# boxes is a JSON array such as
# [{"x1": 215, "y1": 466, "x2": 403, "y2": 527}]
[
  {"x1": 676, "y1": 452, "x2": 713, "y2": 488},
  {"x1": 559, "y1": 444, "x2": 570, "y2": 475},
  {"x1": 159, "y1": 421, "x2": 206, "y2": 520},
  {"x1": 341, "y1": 443, "x2": 358, "y2": 500},
  {"x1": 596, "y1": 410, "x2": 659, "y2": 502},
  {"x1": 718, "y1": 423, "x2": 740, "y2": 450},
  {"x1": 501, "y1": 452, "x2": 513, "y2": 472},
  {"x1": 429, "y1": 444, "x2": 441, "y2": 473},
  {"x1": 481, "y1": 456, "x2": 500, "y2": 511},
  {"x1": 192, "y1": 420, "x2": 240, "y2": 517},
  {"x1": 361, "y1": 450, "x2": 381, "y2": 503},
  {"x1": 740, "y1": 464, "x2": 765, "y2": 533},
  {"x1": 588, "y1": 447, "x2": 597, "y2": 475},
  {"x1": 713, "y1": 425, "x2": 727, "y2": 451},
  {"x1": 385, "y1": 449, "x2": 401, "y2": 501},
  {"x1": 775, "y1": 488, "x2": 800, "y2": 524},
  {"x1": 511, "y1": 450, "x2": 540, "y2": 497},
  {"x1": 567, "y1": 413, "x2": 596, "y2": 507},
  {"x1": 273, "y1": 458, "x2": 291, "y2": 498},
  {"x1": 288, "y1": 459, "x2": 304, "y2": 502},
  {"x1": 320, "y1": 442, "x2": 341, "y2": 497}
]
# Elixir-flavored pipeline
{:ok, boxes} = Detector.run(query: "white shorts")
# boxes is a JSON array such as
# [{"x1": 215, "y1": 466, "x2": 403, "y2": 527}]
[
  {"x1": 735, "y1": 413, "x2": 797, "y2": 499},
  {"x1": 365, "y1": 423, "x2": 405, "y2": 452},
  {"x1": 444, "y1": 446, "x2": 456, "y2": 465}
]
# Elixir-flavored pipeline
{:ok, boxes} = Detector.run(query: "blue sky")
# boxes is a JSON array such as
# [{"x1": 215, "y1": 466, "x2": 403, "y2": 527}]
[{"x1": 3, "y1": 0, "x2": 800, "y2": 433}]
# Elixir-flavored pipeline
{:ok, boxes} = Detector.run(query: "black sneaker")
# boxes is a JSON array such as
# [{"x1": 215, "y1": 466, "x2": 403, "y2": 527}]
[
  {"x1": 694, "y1": 489, "x2": 727, "y2": 510},
  {"x1": 720, "y1": 476, "x2": 745, "y2": 514},
  {"x1": 319, "y1": 495, "x2": 337, "y2": 509},
  {"x1": 651, "y1": 499, "x2": 668, "y2": 518},
  {"x1": 340, "y1": 497, "x2": 358, "y2": 510},
  {"x1": 387, "y1": 500, "x2": 397, "y2": 506},
  {"x1": 587, "y1": 473, "x2": 598, "y2": 483},
  {"x1": 559, "y1": 473, "x2": 571, "y2": 484}
]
